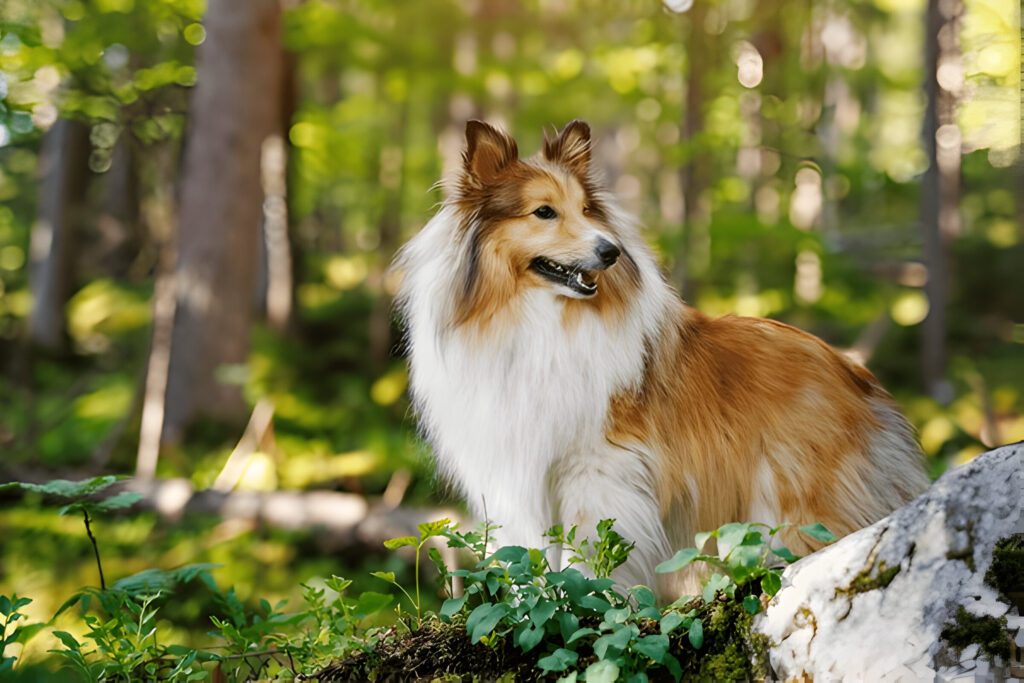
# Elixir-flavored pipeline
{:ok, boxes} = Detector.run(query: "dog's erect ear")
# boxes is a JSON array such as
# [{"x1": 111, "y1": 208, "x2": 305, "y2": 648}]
[
  {"x1": 463, "y1": 120, "x2": 518, "y2": 185},
  {"x1": 543, "y1": 120, "x2": 591, "y2": 177}
]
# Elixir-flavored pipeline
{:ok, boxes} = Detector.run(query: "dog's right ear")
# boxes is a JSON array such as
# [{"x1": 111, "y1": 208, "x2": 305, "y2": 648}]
[{"x1": 463, "y1": 120, "x2": 518, "y2": 186}]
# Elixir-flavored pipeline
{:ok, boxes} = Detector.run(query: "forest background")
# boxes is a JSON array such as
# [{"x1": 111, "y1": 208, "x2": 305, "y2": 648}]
[{"x1": 0, "y1": 0, "x2": 1021, "y2": 676}]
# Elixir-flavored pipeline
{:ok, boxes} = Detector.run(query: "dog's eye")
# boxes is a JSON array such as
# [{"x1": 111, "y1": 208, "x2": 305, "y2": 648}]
[{"x1": 533, "y1": 205, "x2": 557, "y2": 220}]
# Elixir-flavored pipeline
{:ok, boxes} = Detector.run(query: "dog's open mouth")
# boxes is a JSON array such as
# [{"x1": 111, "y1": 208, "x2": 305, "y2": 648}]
[{"x1": 530, "y1": 257, "x2": 598, "y2": 297}]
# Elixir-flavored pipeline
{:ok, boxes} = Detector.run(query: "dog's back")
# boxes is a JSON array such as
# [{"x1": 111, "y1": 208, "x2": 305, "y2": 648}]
[{"x1": 608, "y1": 304, "x2": 928, "y2": 568}]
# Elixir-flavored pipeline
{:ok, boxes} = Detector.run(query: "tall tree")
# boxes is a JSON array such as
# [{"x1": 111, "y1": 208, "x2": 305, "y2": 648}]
[
  {"x1": 157, "y1": 0, "x2": 283, "y2": 448},
  {"x1": 27, "y1": 118, "x2": 90, "y2": 352},
  {"x1": 919, "y1": 0, "x2": 962, "y2": 402}
]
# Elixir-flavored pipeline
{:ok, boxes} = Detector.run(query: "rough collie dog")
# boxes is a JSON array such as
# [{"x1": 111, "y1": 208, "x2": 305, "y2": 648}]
[{"x1": 396, "y1": 119, "x2": 928, "y2": 598}]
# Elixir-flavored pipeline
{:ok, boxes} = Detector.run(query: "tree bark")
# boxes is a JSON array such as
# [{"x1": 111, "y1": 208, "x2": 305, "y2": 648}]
[
  {"x1": 673, "y1": 6, "x2": 710, "y2": 303},
  {"x1": 28, "y1": 118, "x2": 91, "y2": 352},
  {"x1": 919, "y1": 0, "x2": 962, "y2": 403},
  {"x1": 162, "y1": 0, "x2": 283, "y2": 442}
]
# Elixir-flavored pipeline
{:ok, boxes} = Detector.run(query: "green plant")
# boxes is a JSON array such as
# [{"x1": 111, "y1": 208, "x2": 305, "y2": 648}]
[
  {"x1": 372, "y1": 517, "x2": 452, "y2": 627},
  {"x1": 1, "y1": 594, "x2": 35, "y2": 673},
  {"x1": 656, "y1": 521, "x2": 836, "y2": 614},
  {"x1": 546, "y1": 519, "x2": 635, "y2": 580},
  {"x1": 0, "y1": 476, "x2": 142, "y2": 590},
  {"x1": 431, "y1": 518, "x2": 702, "y2": 680}
]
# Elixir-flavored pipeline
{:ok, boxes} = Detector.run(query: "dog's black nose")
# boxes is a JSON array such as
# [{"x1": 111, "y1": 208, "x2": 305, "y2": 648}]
[{"x1": 595, "y1": 239, "x2": 621, "y2": 267}]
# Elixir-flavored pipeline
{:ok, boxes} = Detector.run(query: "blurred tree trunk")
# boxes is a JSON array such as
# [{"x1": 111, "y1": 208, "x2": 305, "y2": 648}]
[
  {"x1": 96, "y1": 133, "x2": 141, "y2": 277},
  {"x1": 919, "y1": 0, "x2": 962, "y2": 403},
  {"x1": 28, "y1": 118, "x2": 90, "y2": 352},
  {"x1": 256, "y1": 50, "x2": 297, "y2": 333},
  {"x1": 159, "y1": 0, "x2": 283, "y2": 446},
  {"x1": 673, "y1": 4, "x2": 710, "y2": 303}
]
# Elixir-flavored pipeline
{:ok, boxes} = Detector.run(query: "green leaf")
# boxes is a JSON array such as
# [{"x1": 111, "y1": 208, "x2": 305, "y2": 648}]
[
  {"x1": 578, "y1": 595, "x2": 611, "y2": 613},
  {"x1": 602, "y1": 607, "x2": 630, "y2": 625},
  {"x1": 466, "y1": 603, "x2": 509, "y2": 643},
  {"x1": 702, "y1": 573, "x2": 732, "y2": 603},
  {"x1": 771, "y1": 546, "x2": 800, "y2": 563},
  {"x1": 537, "y1": 647, "x2": 578, "y2": 673},
  {"x1": 566, "y1": 627, "x2": 598, "y2": 644},
  {"x1": 663, "y1": 652, "x2": 683, "y2": 682},
  {"x1": 630, "y1": 585, "x2": 657, "y2": 609},
  {"x1": 529, "y1": 599, "x2": 558, "y2": 628},
  {"x1": 382, "y1": 536, "x2": 417, "y2": 550},
  {"x1": 557, "y1": 611, "x2": 579, "y2": 641},
  {"x1": 798, "y1": 523, "x2": 837, "y2": 544},
  {"x1": 688, "y1": 618, "x2": 704, "y2": 649},
  {"x1": 716, "y1": 523, "x2": 751, "y2": 559},
  {"x1": 488, "y1": 545, "x2": 529, "y2": 564},
  {"x1": 52, "y1": 631, "x2": 81, "y2": 650},
  {"x1": 440, "y1": 595, "x2": 467, "y2": 618},
  {"x1": 633, "y1": 634, "x2": 669, "y2": 663},
  {"x1": 353, "y1": 591, "x2": 393, "y2": 617},
  {"x1": 694, "y1": 530, "x2": 713, "y2": 551},
  {"x1": 516, "y1": 622, "x2": 544, "y2": 652},
  {"x1": 742, "y1": 594, "x2": 762, "y2": 614},
  {"x1": 727, "y1": 544, "x2": 763, "y2": 570},
  {"x1": 370, "y1": 571, "x2": 396, "y2": 584},
  {"x1": 761, "y1": 571, "x2": 783, "y2": 597},
  {"x1": 593, "y1": 625, "x2": 634, "y2": 659},
  {"x1": 0, "y1": 476, "x2": 123, "y2": 499},
  {"x1": 93, "y1": 491, "x2": 143, "y2": 512},
  {"x1": 660, "y1": 611, "x2": 685, "y2": 635},
  {"x1": 656, "y1": 548, "x2": 699, "y2": 573},
  {"x1": 585, "y1": 659, "x2": 620, "y2": 683},
  {"x1": 416, "y1": 518, "x2": 451, "y2": 538}
]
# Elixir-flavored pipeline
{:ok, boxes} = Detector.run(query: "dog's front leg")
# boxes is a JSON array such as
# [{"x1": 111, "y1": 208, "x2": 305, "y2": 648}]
[{"x1": 553, "y1": 443, "x2": 671, "y2": 596}]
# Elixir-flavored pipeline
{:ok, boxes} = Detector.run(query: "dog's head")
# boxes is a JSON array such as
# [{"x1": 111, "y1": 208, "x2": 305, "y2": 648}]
[{"x1": 451, "y1": 120, "x2": 639, "y2": 324}]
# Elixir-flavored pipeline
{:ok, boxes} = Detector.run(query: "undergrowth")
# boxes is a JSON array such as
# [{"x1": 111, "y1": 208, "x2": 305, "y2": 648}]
[{"x1": 0, "y1": 476, "x2": 837, "y2": 681}]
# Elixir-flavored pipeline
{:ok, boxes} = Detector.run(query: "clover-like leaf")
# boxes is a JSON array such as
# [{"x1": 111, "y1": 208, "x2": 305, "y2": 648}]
[
  {"x1": 537, "y1": 647, "x2": 578, "y2": 673},
  {"x1": 761, "y1": 570, "x2": 783, "y2": 597},
  {"x1": 742, "y1": 594, "x2": 761, "y2": 614},
  {"x1": 688, "y1": 618, "x2": 704, "y2": 649},
  {"x1": 417, "y1": 518, "x2": 452, "y2": 539},
  {"x1": 799, "y1": 523, "x2": 837, "y2": 543},
  {"x1": 383, "y1": 535, "x2": 418, "y2": 550},
  {"x1": 656, "y1": 548, "x2": 699, "y2": 573}
]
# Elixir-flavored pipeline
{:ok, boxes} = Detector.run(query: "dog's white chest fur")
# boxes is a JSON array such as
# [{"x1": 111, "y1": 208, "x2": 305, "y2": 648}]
[
  {"x1": 400, "y1": 208, "x2": 664, "y2": 554},
  {"x1": 412, "y1": 293, "x2": 643, "y2": 543}
]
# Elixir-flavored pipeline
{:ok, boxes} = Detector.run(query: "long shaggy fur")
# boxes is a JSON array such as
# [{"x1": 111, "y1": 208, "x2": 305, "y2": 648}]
[{"x1": 395, "y1": 120, "x2": 928, "y2": 599}]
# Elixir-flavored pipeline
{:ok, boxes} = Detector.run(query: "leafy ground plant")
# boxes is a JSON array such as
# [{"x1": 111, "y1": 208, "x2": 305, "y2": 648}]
[
  {"x1": 0, "y1": 476, "x2": 142, "y2": 590},
  {"x1": 322, "y1": 518, "x2": 835, "y2": 681},
  {"x1": 656, "y1": 521, "x2": 837, "y2": 615},
  {"x1": 3, "y1": 476, "x2": 837, "y2": 680}
]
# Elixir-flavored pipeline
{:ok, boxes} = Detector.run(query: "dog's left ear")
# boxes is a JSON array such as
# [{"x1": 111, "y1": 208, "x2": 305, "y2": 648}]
[{"x1": 543, "y1": 120, "x2": 591, "y2": 177}]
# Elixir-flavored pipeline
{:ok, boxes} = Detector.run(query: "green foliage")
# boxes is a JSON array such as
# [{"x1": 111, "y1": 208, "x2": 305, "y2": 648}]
[
  {"x1": 0, "y1": 500, "x2": 837, "y2": 680},
  {"x1": 374, "y1": 517, "x2": 451, "y2": 626},
  {"x1": 0, "y1": 594, "x2": 34, "y2": 673},
  {"x1": 655, "y1": 522, "x2": 834, "y2": 613},
  {"x1": 2, "y1": 476, "x2": 144, "y2": 591}
]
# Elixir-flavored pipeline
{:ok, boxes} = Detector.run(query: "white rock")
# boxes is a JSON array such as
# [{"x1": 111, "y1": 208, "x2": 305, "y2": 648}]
[
  {"x1": 959, "y1": 643, "x2": 979, "y2": 663},
  {"x1": 755, "y1": 442, "x2": 1024, "y2": 679}
]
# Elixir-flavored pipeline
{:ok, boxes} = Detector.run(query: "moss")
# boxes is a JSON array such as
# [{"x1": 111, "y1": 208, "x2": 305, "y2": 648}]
[
  {"x1": 317, "y1": 598, "x2": 771, "y2": 681},
  {"x1": 838, "y1": 560, "x2": 901, "y2": 595},
  {"x1": 945, "y1": 548, "x2": 976, "y2": 572},
  {"x1": 314, "y1": 618, "x2": 536, "y2": 682},
  {"x1": 940, "y1": 606, "x2": 1010, "y2": 661},
  {"x1": 985, "y1": 533, "x2": 1024, "y2": 599}
]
